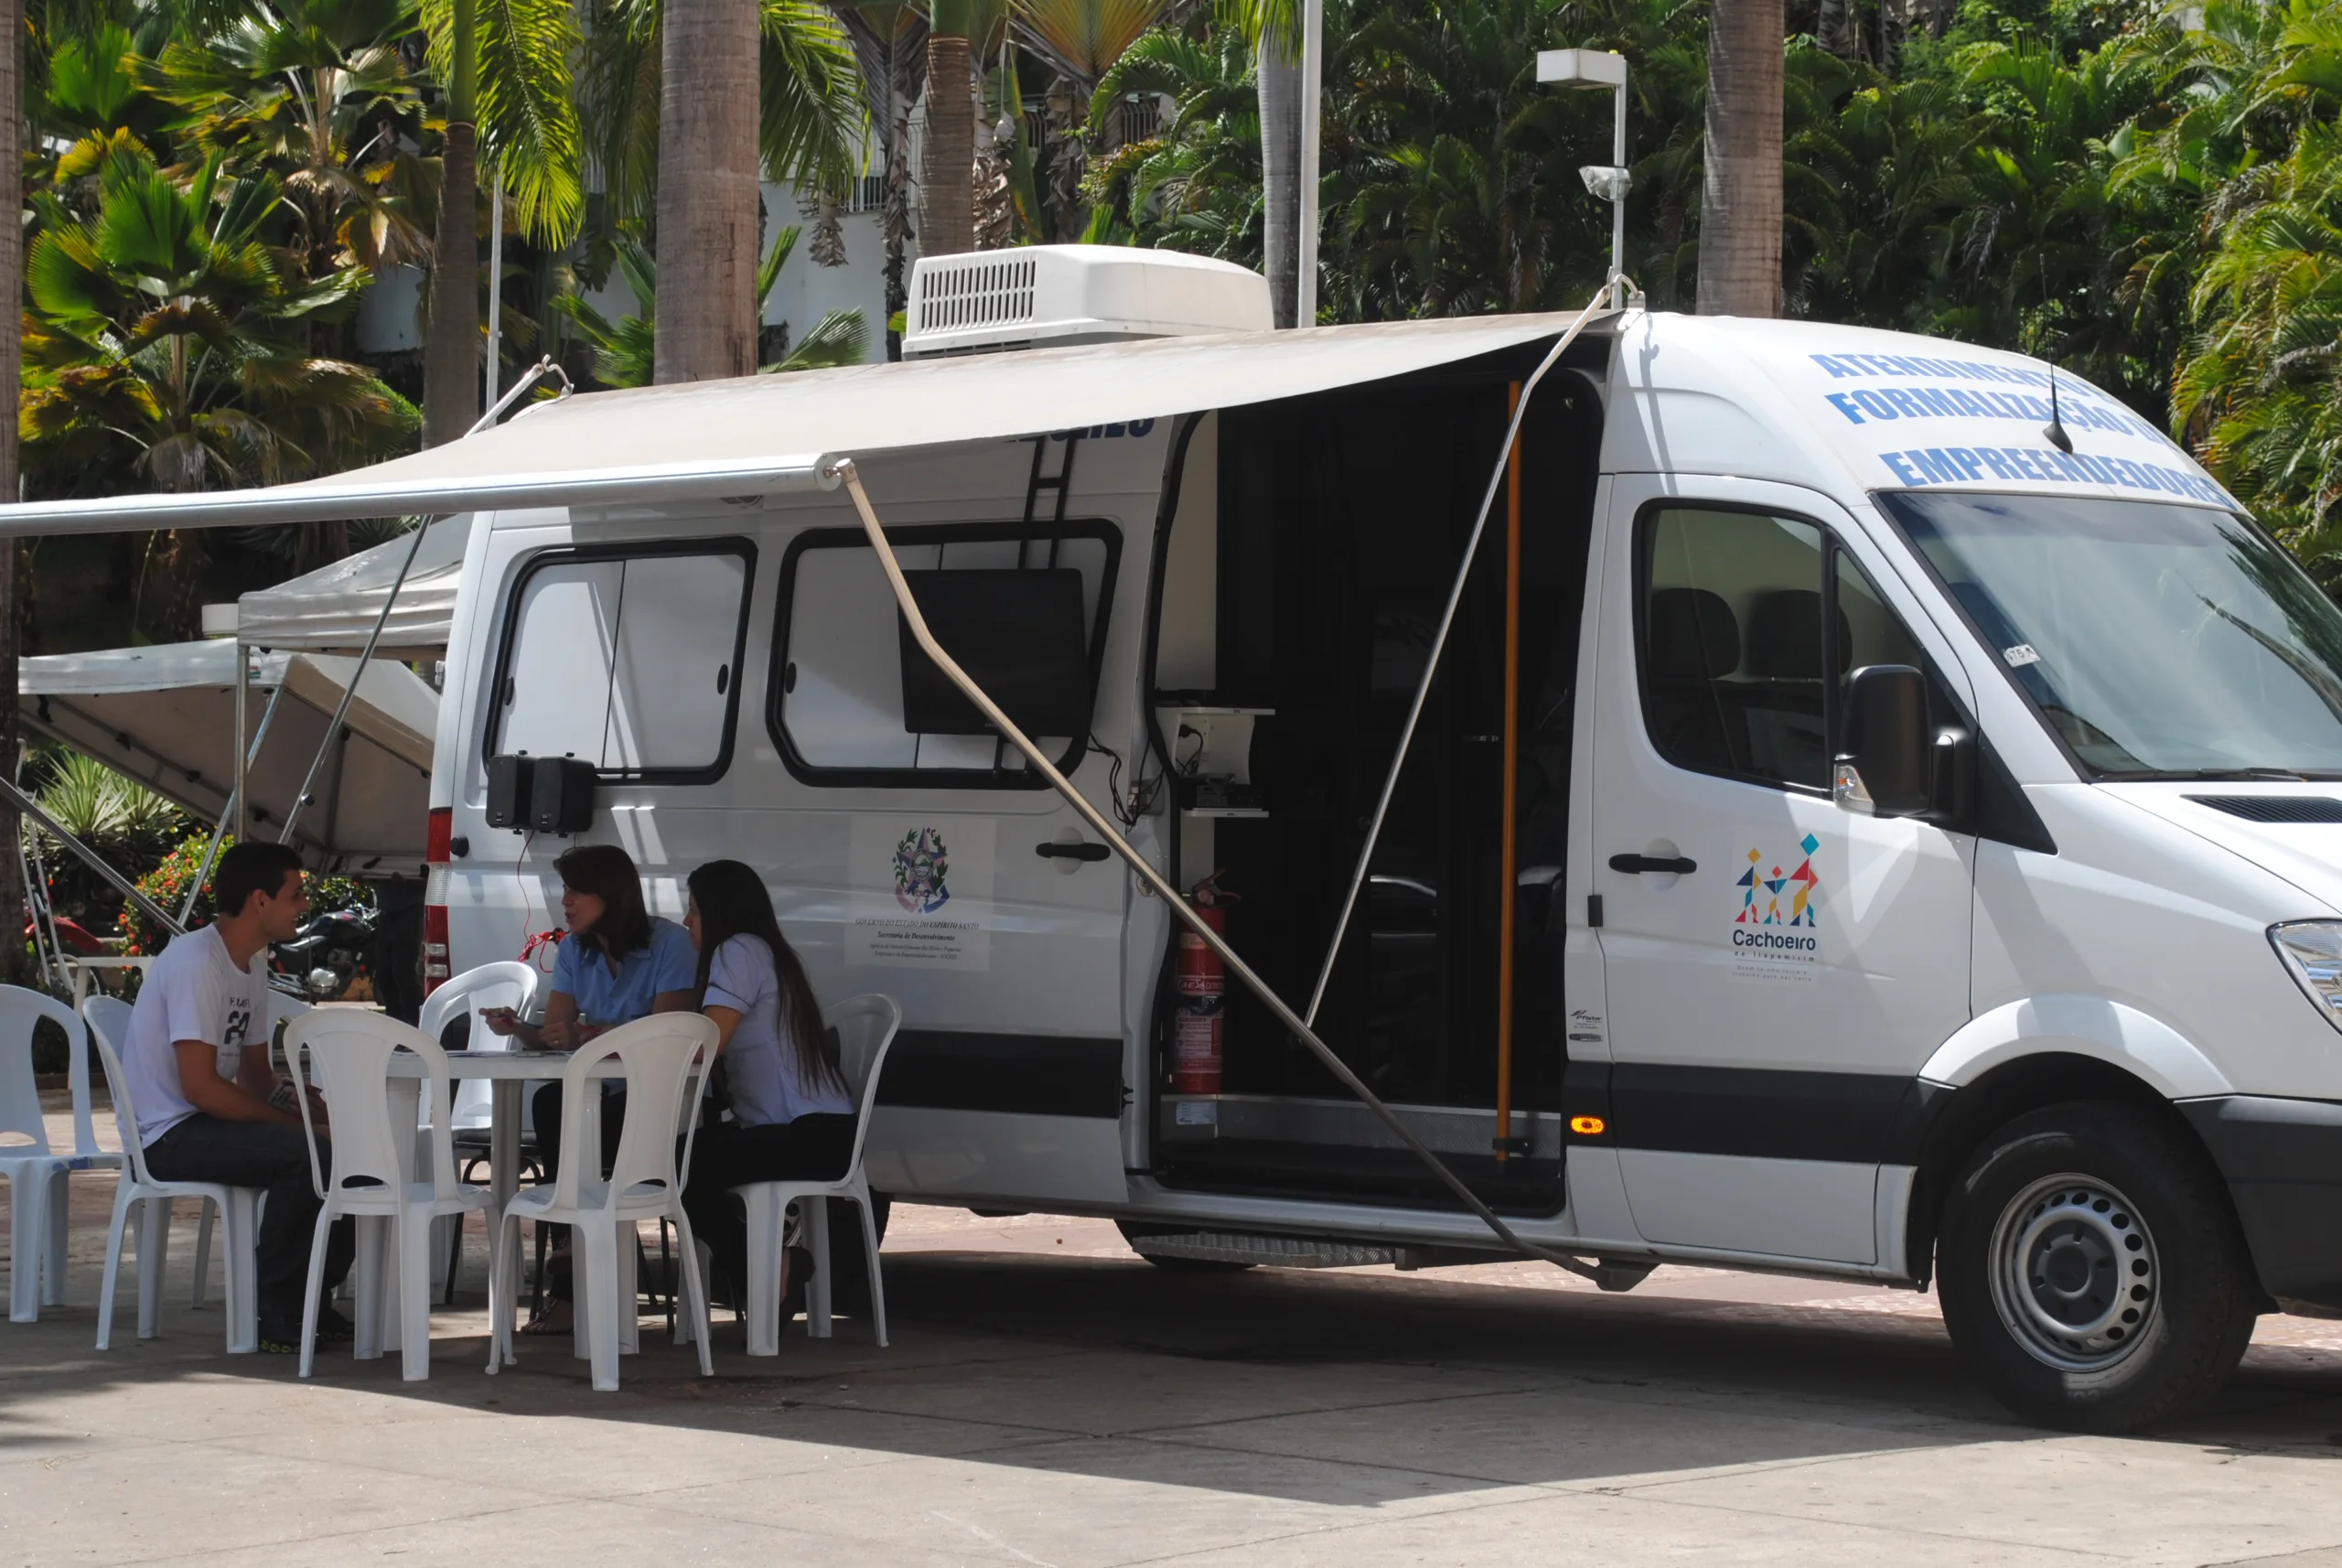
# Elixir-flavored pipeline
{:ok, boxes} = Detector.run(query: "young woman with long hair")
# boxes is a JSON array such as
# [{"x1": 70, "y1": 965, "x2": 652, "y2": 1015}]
[
  {"x1": 679, "y1": 858, "x2": 855, "y2": 1315},
  {"x1": 480, "y1": 842, "x2": 697, "y2": 1331}
]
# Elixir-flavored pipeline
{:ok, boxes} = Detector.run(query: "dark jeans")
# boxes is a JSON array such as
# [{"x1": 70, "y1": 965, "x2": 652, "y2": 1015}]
[
  {"x1": 682, "y1": 1114, "x2": 856, "y2": 1305},
  {"x1": 145, "y1": 1115, "x2": 356, "y2": 1332}
]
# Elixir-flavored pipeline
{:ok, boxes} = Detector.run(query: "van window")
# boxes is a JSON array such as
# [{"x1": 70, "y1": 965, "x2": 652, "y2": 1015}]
[
  {"x1": 770, "y1": 521, "x2": 1121, "y2": 787},
  {"x1": 488, "y1": 542, "x2": 754, "y2": 782},
  {"x1": 1638, "y1": 506, "x2": 1928, "y2": 791}
]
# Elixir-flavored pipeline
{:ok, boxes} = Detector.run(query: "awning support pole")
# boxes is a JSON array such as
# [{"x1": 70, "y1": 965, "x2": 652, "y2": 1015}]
[
  {"x1": 0, "y1": 776, "x2": 181, "y2": 937},
  {"x1": 1495, "y1": 380, "x2": 1523, "y2": 1163},
  {"x1": 468, "y1": 356, "x2": 569, "y2": 438},
  {"x1": 831, "y1": 457, "x2": 1603, "y2": 1282},
  {"x1": 1302, "y1": 286, "x2": 1617, "y2": 1031},
  {"x1": 275, "y1": 512, "x2": 435, "y2": 848},
  {"x1": 273, "y1": 353, "x2": 569, "y2": 853}
]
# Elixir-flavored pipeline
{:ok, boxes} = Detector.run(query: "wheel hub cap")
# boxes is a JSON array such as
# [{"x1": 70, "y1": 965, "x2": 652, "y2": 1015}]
[{"x1": 1987, "y1": 1175, "x2": 2159, "y2": 1373}]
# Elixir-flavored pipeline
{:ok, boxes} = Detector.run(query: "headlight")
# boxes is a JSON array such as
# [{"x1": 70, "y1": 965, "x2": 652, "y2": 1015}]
[{"x1": 2271, "y1": 921, "x2": 2342, "y2": 1032}]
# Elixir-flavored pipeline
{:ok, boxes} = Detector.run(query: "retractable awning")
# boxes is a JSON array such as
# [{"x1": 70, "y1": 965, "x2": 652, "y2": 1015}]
[
  {"x1": 229, "y1": 515, "x2": 470, "y2": 657},
  {"x1": 0, "y1": 313, "x2": 1588, "y2": 536},
  {"x1": 19, "y1": 641, "x2": 437, "y2": 866}
]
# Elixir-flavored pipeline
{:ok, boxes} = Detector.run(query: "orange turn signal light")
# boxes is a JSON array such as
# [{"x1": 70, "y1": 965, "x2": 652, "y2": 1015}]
[{"x1": 1569, "y1": 1115, "x2": 1607, "y2": 1136}]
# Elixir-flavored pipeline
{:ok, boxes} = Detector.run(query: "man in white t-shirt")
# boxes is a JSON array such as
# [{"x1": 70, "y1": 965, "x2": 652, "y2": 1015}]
[{"x1": 130, "y1": 843, "x2": 355, "y2": 1352}]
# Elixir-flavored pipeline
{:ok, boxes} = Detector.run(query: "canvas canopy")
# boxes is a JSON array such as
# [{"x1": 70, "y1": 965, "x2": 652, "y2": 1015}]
[
  {"x1": 230, "y1": 515, "x2": 470, "y2": 657},
  {"x1": 0, "y1": 314, "x2": 1582, "y2": 536},
  {"x1": 18, "y1": 641, "x2": 437, "y2": 867}
]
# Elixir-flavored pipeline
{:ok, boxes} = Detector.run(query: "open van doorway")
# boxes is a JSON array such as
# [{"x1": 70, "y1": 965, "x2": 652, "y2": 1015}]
[{"x1": 1146, "y1": 349, "x2": 1605, "y2": 1213}]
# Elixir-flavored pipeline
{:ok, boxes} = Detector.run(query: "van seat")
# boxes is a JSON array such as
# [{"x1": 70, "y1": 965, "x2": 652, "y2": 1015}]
[{"x1": 1644, "y1": 587, "x2": 1746, "y2": 774}]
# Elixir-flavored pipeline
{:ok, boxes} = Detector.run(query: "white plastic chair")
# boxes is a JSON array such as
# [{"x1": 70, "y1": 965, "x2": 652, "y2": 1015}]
[
  {"x1": 486, "y1": 1012, "x2": 717, "y2": 1391},
  {"x1": 284, "y1": 1011, "x2": 491, "y2": 1380},
  {"x1": 190, "y1": 988, "x2": 309, "y2": 1310},
  {"x1": 83, "y1": 995, "x2": 262, "y2": 1354},
  {"x1": 417, "y1": 963, "x2": 541, "y2": 1297},
  {"x1": 2, "y1": 987, "x2": 122, "y2": 1321},
  {"x1": 731, "y1": 993, "x2": 901, "y2": 1355}
]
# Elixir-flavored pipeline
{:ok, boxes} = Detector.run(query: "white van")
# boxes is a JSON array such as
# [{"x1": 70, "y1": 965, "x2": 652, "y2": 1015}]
[{"x1": 16, "y1": 248, "x2": 2337, "y2": 1433}]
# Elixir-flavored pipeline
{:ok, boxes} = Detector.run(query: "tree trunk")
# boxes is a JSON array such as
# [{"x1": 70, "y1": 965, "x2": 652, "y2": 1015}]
[
  {"x1": 1696, "y1": 0, "x2": 1785, "y2": 317},
  {"x1": 921, "y1": 28, "x2": 974, "y2": 260},
  {"x1": 654, "y1": 0, "x2": 761, "y2": 382},
  {"x1": 423, "y1": 119, "x2": 480, "y2": 443},
  {"x1": 1258, "y1": 33, "x2": 1302, "y2": 328},
  {"x1": 0, "y1": 0, "x2": 25, "y2": 982}
]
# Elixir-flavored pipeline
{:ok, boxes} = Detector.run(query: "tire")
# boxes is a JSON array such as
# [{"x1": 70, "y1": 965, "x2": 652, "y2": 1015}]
[
  {"x1": 1936, "y1": 1101, "x2": 2257, "y2": 1433},
  {"x1": 1116, "y1": 1221, "x2": 1256, "y2": 1273}
]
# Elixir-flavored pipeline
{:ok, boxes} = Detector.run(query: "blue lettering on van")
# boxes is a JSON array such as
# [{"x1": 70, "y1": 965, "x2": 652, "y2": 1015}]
[
  {"x1": 1876, "y1": 446, "x2": 2232, "y2": 504},
  {"x1": 1048, "y1": 419, "x2": 1157, "y2": 441}
]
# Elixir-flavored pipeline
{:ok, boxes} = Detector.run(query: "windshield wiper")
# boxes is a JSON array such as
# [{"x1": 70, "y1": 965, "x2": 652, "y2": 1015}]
[{"x1": 2115, "y1": 768, "x2": 2342, "y2": 782}]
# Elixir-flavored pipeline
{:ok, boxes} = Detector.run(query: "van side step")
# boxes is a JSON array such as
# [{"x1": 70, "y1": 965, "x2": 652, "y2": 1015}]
[
  {"x1": 1124, "y1": 1229, "x2": 1660, "y2": 1289},
  {"x1": 1126, "y1": 1230, "x2": 1503, "y2": 1271}
]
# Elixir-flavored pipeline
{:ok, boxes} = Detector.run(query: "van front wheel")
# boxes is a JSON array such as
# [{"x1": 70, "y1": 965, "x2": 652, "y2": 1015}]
[{"x1": 1937, "y1": 1102, "x2": 2255, "y2": 1433}]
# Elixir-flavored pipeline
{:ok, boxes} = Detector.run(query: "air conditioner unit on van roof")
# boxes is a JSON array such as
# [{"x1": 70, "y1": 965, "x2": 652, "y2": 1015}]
[{"x1": 902, "y1": 245, "x2": 1273, "y2": 359}]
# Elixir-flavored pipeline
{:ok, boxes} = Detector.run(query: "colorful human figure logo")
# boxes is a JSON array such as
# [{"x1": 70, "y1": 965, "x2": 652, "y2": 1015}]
[{"x1": 1736, "y1": 833, "x2": 1821, "y2": 928}]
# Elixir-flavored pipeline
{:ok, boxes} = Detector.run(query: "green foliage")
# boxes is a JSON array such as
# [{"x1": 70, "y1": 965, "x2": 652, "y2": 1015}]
[
  {"x1": 115, "y1": 831, "x2": 364, "y2": 954},
  {"x1": 553, "y1": 223, "x2": 869, "y2": 386},
  {"x1": 29, "y1": 747, "x2": 191, "y2": 923},
  {"x1": 20, "y1": 147, "x2": 419, "y2": 499},
  {"x1": 116, "y1": 832, "x2": 224, "y2": 954}
]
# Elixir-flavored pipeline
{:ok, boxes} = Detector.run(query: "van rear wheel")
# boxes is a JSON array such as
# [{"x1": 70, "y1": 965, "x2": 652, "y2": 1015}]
[{"x1": 1937, "y1": 1101, "x2": 2255, "y2": 1433}]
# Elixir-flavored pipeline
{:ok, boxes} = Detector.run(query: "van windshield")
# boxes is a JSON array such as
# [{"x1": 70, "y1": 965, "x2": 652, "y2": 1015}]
[{"x1": 1876, "y1": 489, "x2": 2342, "y2": 779}]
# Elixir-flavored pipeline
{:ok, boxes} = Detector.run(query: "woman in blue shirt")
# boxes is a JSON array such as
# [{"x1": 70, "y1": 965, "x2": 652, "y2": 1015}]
[
  {"x1": 481, "y1": 843, "x2": 695, "y2": 1330},
  {"x1": 678, "y1": 858, "x2": 854, "y2": 1318}
]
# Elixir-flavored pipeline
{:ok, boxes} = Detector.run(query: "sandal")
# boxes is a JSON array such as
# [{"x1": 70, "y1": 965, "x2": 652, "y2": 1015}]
[{"x1": 521, "y1": 1301, "x2": 575, "y2": 1336}]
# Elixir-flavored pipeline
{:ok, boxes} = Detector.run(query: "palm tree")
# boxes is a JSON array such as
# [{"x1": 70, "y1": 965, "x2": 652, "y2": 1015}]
[
  {"x1": 1697, "y1": 0, "x2": 1784, "y2": 316},
  {"x1": 150, "y1": 0, "x2": 435, "y2": 293},
  {"x1": 572, "y1": 0, "x2": 862, "y2": 381},
  {"x1": 1220, "y1": 0, "x2": 1300, "y2": 325},
  {"x1": 1086, "y1": 25, "x2": 1264, "y2": 257},
  {"x1": 416, "y1": 0, "x2": 582, "y2": 440},
  {"x1": 655, "y1": 0, "x2": 762, "y2": 380},
  {"x1": 21, "y1": 151, "x2": 418, "y2": 636},
  {"x1": 554, "y1": 222, "x2": 869, "y2": 384},
  {"x1": 830, "y1": 1, "x2": 928, "y2": 351},
  {"x1": 1014, "y1": 0, "x2": 1182, "y2": 241},
  {"x1": 924, "y1": 0, "x2": 976, "y2": 257}
]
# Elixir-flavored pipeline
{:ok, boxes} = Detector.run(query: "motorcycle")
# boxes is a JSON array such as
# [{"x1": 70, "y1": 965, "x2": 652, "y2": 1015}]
[{"x1": 271, "y1": 897, "x2": 380, "y2": 1002}]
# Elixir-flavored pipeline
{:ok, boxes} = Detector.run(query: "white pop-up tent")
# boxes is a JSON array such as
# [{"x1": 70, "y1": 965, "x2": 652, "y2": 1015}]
[
  {"x1": 18, "y1": 641, "x2": 436, "y2": 868},
  {"x1": 224, "y1": 515, "x2": 470, "y2": 659}
]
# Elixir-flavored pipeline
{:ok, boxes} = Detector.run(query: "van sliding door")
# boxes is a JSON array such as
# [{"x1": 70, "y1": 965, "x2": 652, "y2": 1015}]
[{"x1": 768, "y1": 468, "x2": 1146, "y2": 1208}]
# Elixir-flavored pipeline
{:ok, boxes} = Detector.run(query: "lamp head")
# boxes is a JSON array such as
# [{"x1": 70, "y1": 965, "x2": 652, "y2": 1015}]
[{"x1": 1537, "y1": 48, "x2": 1628, "y2": 89}]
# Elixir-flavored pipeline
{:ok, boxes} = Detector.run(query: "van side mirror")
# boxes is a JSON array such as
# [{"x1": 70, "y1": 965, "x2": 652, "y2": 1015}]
[{"x1": 1836, "y1": 665, "x2": 1929, "y2": 818}]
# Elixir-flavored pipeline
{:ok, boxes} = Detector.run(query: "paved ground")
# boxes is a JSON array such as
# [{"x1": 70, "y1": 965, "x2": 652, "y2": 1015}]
[{"x1": 9, "y1": 1094, "x2": 2342, "y2": 1566}]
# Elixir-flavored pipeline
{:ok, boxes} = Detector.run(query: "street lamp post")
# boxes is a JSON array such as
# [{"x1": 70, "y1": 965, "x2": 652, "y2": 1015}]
[{"x1": 1537, "y1": 48, "x2": 1631, "y2": 306}]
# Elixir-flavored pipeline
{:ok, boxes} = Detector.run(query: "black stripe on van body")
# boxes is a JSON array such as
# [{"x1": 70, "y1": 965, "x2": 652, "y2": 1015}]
[
  {"x1": 876, "y1": 1030, "x2": 1125, "y2": 1119},
  {"x1": 1595, "y1": 1063, "x2": 1937, "y2": 1165}
]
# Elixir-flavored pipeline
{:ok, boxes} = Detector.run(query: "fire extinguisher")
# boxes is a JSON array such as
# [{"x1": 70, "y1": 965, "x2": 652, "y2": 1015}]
[{"x1": 1174, "y1": 873, "x2": 1236, "y2": 1095}]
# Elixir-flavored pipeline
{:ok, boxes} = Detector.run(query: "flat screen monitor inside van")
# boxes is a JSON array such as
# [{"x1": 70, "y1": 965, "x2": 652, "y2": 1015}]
[{"x1": 897, "y1": 567, "x2": 1095, "y2": 738}]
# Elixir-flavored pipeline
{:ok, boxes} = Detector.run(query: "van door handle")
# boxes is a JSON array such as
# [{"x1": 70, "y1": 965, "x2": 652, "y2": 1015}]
[
  {"x1": 1037, "y1": 842, "x2": 1112, "y2": 862},
  {"x1": 1609, "y1": 853, "x2": 1696, "y2": 875}
]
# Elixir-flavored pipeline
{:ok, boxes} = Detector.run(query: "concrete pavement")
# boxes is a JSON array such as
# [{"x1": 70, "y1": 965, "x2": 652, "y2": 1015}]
[{"x1": 7, "y1": 1101, "x2": 2342, "y2": 1565}]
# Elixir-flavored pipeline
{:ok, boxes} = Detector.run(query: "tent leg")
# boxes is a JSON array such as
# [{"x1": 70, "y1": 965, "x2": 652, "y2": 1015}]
[
  {"x1": 188, "y1": 672, "x2": 282, "y2": 922},
  {"x1": 233, "y1": 648, "x2": 248, "y2": 842}
]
